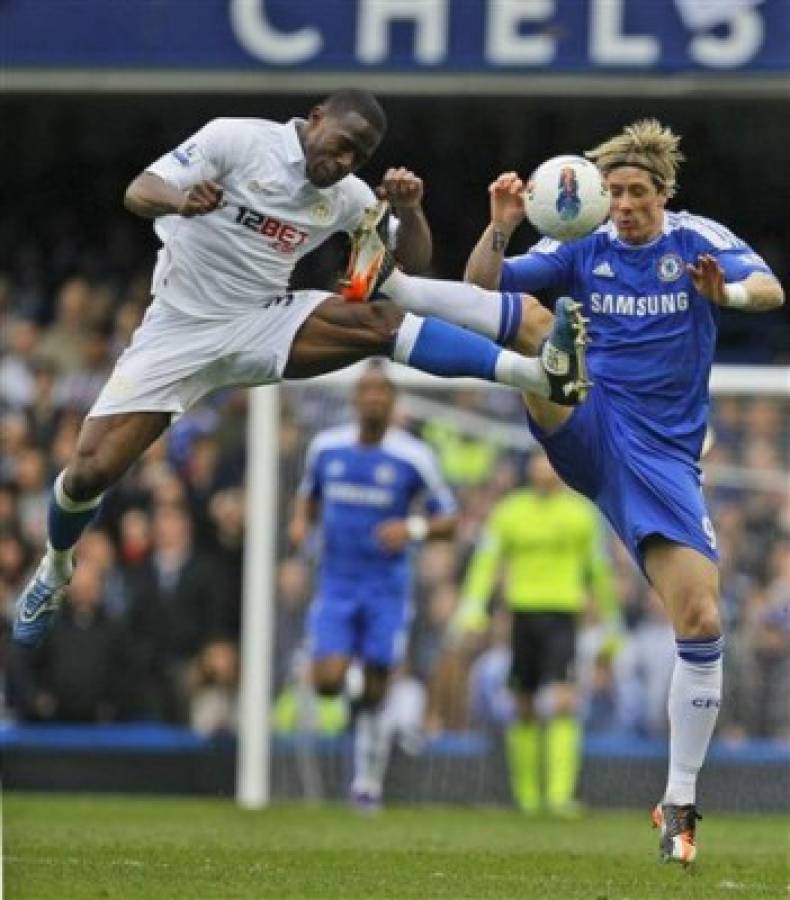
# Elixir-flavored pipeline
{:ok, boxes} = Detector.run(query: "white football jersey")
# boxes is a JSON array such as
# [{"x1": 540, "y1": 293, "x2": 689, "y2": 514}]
[{"x1": 145, "y1": 117, "x2": 377, "y2": 319}]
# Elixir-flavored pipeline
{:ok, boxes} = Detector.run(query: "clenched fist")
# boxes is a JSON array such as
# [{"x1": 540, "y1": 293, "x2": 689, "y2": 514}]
[
  {"x1": 178, "y1": 180, "x2": 224, "y2": 217},
  {"x1": 377, "y1": 167, "x2": 424, "y2": 211}
]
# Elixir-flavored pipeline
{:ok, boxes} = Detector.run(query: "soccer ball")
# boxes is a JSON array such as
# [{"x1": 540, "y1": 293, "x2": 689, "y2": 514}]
[{"x1": 524, "y1": 155, "x2": 610, "y2": 242}]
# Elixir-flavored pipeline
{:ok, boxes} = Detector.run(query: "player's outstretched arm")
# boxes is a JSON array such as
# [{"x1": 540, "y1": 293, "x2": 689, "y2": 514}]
[
  {"x1": 464, "y1": 172, "x2": 526, "y2": 289},
  {"x1": 124, "y1": 171, "x2": 224, "y2": 220},
  {"x1": 378, "y1": 167, "x2": 432, "y2": 274},
  {"x1": 688, "y1": 253, "x2": 785, "y2": 312}
]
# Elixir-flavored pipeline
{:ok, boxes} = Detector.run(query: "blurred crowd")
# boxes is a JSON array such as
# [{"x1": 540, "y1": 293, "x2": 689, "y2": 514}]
[
  {"x1": 1, "y1": 92, "x2": 788, "y2": 741},
  {"x1": 1, "y1": 273, "x2": 788, "y2": 745}
]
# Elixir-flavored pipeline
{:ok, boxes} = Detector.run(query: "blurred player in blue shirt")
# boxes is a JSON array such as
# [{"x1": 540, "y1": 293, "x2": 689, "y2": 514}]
[
  {"x1": 289, "y1": 363, "x2": 457, "y2": 810},
  {"x1": 463, "y1": 120, "x2": 784, "y2": 864}
]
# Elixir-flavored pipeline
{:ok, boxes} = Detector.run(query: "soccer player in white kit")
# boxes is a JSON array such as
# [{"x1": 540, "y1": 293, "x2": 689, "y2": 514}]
[{"x1": 14, "y1": 90, "x2": 586, "y2": 648}]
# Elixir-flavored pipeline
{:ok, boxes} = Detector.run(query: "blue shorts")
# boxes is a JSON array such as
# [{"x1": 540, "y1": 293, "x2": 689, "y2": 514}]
[
  {"x1": 528, "y1": 387, "x2": 719, "y2": 572},
  {"x1": 307, "y1": 573, "x2": 412, "y2": 668}
]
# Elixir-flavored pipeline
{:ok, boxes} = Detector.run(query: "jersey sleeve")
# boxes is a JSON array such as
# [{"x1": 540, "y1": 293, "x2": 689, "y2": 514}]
[
  {"x1": 455, "y1": 505, "x2": 506, "y2": 631},
  {"x1": 499, "y1": 237, "x2": 575, "y2": 293},
  {"x1": 296, "y1": 437, "x2": 323, "y2": 501},
  {"x1": 685, "y1": 214, "x2": 774, "y2": 281},
  {"x1": 579, "y1": 507, "x2": 618, "y2": 626},
  {"x1": 340, "y1": 177, "x2": 379, "y2": 234},
  {"x1": 146, "y1": 118, "x2": 237, "y2": 191},
  {"x1": 413, "y1": 444, "x2": 457, "y2": 517}
]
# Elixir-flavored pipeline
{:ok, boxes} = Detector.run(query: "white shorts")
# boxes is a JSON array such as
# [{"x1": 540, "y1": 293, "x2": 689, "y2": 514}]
[{"x1": 90, "y1": 291, "x2": 330, "y2": 418}]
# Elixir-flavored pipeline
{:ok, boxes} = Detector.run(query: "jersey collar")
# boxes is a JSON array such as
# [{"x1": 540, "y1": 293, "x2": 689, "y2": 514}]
[
  {"x1": 282, "y1": 119, "x2": 307, "y2": 166},
  {"x1": 609, "y1": 212, "x2": 671, "y2": 249}
]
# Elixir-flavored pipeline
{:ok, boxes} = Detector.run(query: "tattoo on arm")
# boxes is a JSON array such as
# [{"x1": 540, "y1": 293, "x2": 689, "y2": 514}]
[{"x1": 492, "y1": 229, "x2": 507, "y2": 252}]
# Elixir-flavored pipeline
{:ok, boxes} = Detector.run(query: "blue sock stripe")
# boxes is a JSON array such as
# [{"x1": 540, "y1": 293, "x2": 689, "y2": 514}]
[
  {"x1": 496, "y1": 293, "x2": 522, "y2": 346},
  {"x1": 676, "y1": 635, "x2": 724, "y2": 664},
  {"x1": 496, "y1": 294, "x2": 512, "y2": 344}
]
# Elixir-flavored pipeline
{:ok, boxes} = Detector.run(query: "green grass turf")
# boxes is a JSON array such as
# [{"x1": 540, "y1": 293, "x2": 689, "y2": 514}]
[{"x1": 3, "y1": 794, "x2": 788, "y2": 899}]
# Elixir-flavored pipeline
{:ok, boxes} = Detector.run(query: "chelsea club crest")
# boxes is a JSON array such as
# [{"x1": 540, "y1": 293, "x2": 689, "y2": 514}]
[{"x1": 657, "y1": 253, "x2": 684, "y2": 283}]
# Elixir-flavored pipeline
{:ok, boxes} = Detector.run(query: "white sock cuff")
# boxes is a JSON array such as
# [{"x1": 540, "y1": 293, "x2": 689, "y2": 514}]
[
  {"x1": 392, "y1": 313, "x2": 424, "y2": 365},
  {"x1": 54, "y1": 470, "x2": 103, "y2": 512}
]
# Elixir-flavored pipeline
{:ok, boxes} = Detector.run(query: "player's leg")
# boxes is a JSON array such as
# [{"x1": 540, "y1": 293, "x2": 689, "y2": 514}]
[
  {"x1": 308, "y1": 587, "x2": 356, "y2": 697},
  {"x1": 343, "y1": 204, "x2": 590, "y2": 402},
  {"x1": 521, "y1": 295, "x2": 594, "y2": 431},
  {"x1": 506, "y1": 612, "x2": 542, "y2": 814},
  {"x1": 285, "y1": 296, "x2": 579, "y2": 405},
  {"x1": 539, "y1": 614, "x2": 582, "y2": 817},
  {"x1": 643, "y1": 538, "x2": 721, "y2": 865},
  {"x1": 312, "y1": 655, "x2": 352, "y2": 696},
  {"x1": 343, "y1": 203, "x2": 551, "y2": 356},
  {"x1": 13, "y1": 411, "x2": 170, "y2": 647},
  {"x1": 349, "y1": 589, "x2": 409, "y2": 810},
  {"x1": 350, "y1": 662, "x2": 392, "y2": 812}
]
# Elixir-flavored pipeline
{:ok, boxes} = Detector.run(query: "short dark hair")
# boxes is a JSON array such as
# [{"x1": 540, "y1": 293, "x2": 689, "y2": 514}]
[{"x1": 322, "y1": 90, "x2": 387, "y2": 135}]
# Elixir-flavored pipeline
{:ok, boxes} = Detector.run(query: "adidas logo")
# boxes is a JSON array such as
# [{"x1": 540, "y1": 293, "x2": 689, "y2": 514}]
[{"x1": 593, "y1": 261, "x2": 615, "y2": 278}]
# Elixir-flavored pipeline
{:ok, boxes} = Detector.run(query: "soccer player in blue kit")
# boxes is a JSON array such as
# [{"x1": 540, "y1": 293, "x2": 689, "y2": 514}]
[
  {"x1": 288, "y1": 363, "x2": 457, "y2": 811},
  {"x1": 461, "y1": 120, "x2": 784, "y2": 864}
]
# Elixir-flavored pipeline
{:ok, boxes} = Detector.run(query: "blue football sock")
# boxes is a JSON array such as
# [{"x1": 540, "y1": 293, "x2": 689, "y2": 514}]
[
  {"x1": 392, "y1": 315, "x2": 500, "y2": 381},
  {"x1": 47, "y1": 471, "x2": 102, "y2": 551}
]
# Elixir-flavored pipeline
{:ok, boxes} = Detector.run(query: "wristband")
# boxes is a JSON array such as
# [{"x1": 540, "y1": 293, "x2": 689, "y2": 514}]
[
  {"x1": 406, "y1": 515, "x2": 429, "y2": 542},
  {"x1": 723, "y1": 282, "x2": 749, "y2": 308}
]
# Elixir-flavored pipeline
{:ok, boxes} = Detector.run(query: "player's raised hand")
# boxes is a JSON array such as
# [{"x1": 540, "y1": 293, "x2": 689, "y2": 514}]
[
  {"x1": 375, "y1": 518, "x2": 411, "y2": 553},
  {"x1": 178, "y1": 180, "x2": 224, "y2": 217},
  {"x1": 489, "y1": 171, "x2": 526, "y2": 232},
  {"x1": 688, "y1": 253, "x2": 727, "y2": 306},
  {"x1": 377, "y1": 168, "x2": 424, "y2": 210}
]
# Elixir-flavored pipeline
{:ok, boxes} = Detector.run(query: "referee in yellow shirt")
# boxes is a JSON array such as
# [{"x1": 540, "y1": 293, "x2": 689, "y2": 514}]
[{"x1": 456, "y1": 450, "x2": 617, "y2": 816}]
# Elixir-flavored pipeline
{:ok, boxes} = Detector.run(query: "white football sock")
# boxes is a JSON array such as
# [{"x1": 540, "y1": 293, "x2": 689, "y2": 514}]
[
  {"x1": 664, "y1": 653, "x2": 723, "y2": 806},
  {"x1": 352, "y1": 708, "x2": 393, "y2": 797},
  {"x1": 494, "y1": 349, "x2": 550, "y2": 398},
  {"x1": 382, "y1": 268, "x2": 505, "y2": 341},
  {"x1": 41, "y1": 544, "x2": 75, "y2": 585}
]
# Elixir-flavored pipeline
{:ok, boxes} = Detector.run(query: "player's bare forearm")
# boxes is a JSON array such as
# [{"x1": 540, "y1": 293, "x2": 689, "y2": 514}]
[
  {"x1": 124, "y1": 172, "x2": 186, "y2": 218},
  {"x1": 393, "y1": 206, "x2": 433, "y2": 274},
  {"x1": 124, "y1": 172, "x2": 224, "y2": 219},
  {"x1": 426, "y1": 514, "x2": 457, "y2": 541},
  {"x1": 464, "y1": 222, "x2": 511, "y2": 289},
  {"x1": 288, "y1": 496, "x2": 319, "y2": 547},
  {"x1": 740, "y1": 272, "x2": 785, "y2": 312}
]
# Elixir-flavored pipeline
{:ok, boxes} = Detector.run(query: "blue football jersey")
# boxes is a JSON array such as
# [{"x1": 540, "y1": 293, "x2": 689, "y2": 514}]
[
  {"x1": 299, "y1": 424, "x2": 456, "y2": 579},
  {"x1": 501, "y1": 212, "x2": 773, "y2": 460}
]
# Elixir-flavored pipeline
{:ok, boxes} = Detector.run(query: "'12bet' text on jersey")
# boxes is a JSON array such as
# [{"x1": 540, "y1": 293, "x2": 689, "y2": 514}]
[{"x1": 147, "y1": 117, "x2": 377, "y2": 319}]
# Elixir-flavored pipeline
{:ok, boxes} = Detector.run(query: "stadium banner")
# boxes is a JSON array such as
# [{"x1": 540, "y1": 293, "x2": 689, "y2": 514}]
[{"x1": 3, "y1": 0, "x2": 789, "y2": 73}]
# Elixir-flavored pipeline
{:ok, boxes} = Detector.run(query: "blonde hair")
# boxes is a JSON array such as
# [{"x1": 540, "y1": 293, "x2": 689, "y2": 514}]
[{"x1": 585, "y1": 119, "x2": 684, "y2": 198}]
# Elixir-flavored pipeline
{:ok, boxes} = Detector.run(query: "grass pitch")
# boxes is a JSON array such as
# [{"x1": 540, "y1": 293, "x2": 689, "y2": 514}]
[{"x1": 3, "y1": 793, "x2": 788, "y2": 899}]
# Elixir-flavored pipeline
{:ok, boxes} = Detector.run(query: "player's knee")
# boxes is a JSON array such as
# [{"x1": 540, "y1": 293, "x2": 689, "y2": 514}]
[
  {"x1": 64, "y1": 452, "x2": 116, "y2": 502},
  {"x1": 312, "y1": 661, "x2": 346, "y2": 697},
  {"x1": 674, "y1": 586, "x2": 721, "y2": 638},
  {"x1": 364, "y1": 301, "x2": 404, "y2": 348},
  {"x1": 522, "y1": 295, "x2": 552, "y2": 330},
  {"x1": 514, "y1": 692, "x2": 536, "y2": 722},
  {"x1": 552, "y1": 684, "x2": 578, "y2": 716},
  {"x1": 313, "y1": 676, "x2": 344, "y2": 697}
]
